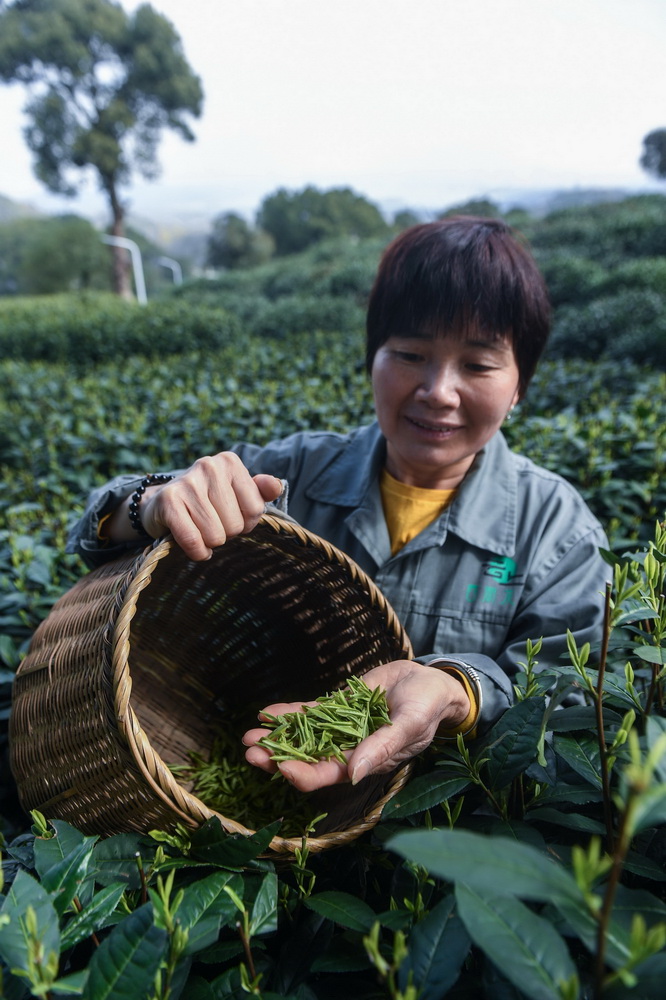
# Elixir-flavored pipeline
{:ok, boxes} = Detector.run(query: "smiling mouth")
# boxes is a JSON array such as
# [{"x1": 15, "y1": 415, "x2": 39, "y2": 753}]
[{"x1": 407, "y1": 416, "x2": 461, "y2": 433}]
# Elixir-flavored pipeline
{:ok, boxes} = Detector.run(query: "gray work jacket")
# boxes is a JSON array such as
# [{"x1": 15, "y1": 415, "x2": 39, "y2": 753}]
[{"x1": 67, "y1": 423, "x2": 611, "y2": 732}]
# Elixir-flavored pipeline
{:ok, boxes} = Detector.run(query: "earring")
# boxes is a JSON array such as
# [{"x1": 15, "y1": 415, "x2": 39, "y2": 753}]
[{"x1": 506, "y1": 405, "x2": 515, "y2": 422}]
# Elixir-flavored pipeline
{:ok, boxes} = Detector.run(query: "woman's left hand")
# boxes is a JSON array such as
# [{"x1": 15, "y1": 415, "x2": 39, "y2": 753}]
[{"x1": 242, "y1": 660, "x2": 471, "y2": 792}]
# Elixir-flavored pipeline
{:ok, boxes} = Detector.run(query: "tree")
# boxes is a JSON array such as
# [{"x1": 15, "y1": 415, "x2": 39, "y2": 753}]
[
  {"x1": 206, "y1": 212, "x2": 274, "y2": 270},
  {"x1": 438, "y1": 197, "x2": 501, "y2": 219},
  {"x1": 640, "y1": 128, "x2": 666, "y2": 180},
  {"x1": 0, "y1": 214, "x2": 112, "y2": 294},
  {"x1": 392, "y1": 208, "x2": 422, "y2": 231},
  {"x1": 256, "y1": 185, "x2": 388, "y2": 256},
  {"x1": 21, "y1": 214, "x2": 112, "y2": 294},
  {"x1": 0, "y1": 0, "x2": 203, "y2": 298}
]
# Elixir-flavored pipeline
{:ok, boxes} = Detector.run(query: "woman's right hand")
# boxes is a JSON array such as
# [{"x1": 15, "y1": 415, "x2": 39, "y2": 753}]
[{"x1": 108, "y1": 453, "x2": 283, "y2": 561}]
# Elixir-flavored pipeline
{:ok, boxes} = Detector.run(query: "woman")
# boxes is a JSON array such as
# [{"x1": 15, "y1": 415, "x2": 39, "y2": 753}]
[{"x1": 68, "y1": 217, "x2": 610, "y2": 793}]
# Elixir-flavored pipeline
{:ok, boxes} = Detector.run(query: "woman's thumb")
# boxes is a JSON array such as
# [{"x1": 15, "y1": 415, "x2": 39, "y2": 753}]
[{"x1": 253, "y1": 474, "x2": 284, "y2": 502}]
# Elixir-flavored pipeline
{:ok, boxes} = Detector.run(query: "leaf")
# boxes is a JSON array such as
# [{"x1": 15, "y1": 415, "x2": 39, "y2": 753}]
[
  {"x1": 50, "y1": 969, "x2": 89, "y2": 994},
  {"x1": 249, "y1": 872, "x2": 278, "y2": 936},
  {"x1": 0, "y1": 869, "x2": 60, "y2": 973},
  {"x1": 0, "y1": 967, "x2": 29, "y2": 1000},
  {"x1": 311, "y1": 937, "x2": 372, "y2": 973},
  {"x1": 189, "y1": 817, "x2": 282, "y2": 867},
  {"x1": 646, "y1": 715, "x2": 666, "y2": 781},
  {"x1": 376, "y1": 909, "x2": 412, "y2": 931},
  {"x1": 195, "y1": 939, "x2": 244, "y2": 964},
  {"x1": 398, "y1": 895, "x2": 470, "y2": 1000},
  {"x1": 552, "y1": 895, "x2": 630, "y2": 970},
  {"x1": 633, "y1": 645, "x2": 666, "y2": 665},
  {"x1": 552, "y1": 734, "x2": 603, "y2": 788},
  {"x1": 305, "y1": 891, "x2": 377, "y2": 932},
  {"x1": 381, "y1": 772, "x2": 470, "y2": 819},
  {"x1": 612, "y1": 885, "x2": 666, "y2": 931},
  {"x1": 456, "y1": 884, "x2": 577, "y2": 1000},
  {"x1": 525, "y1": 807, "x2": 606, "y2": 834},
  {"x1": 613, "y1": 607, "x2": 660, "y2": 626},
  {"x1": 82, "y1": 903, "x2": 167, "y2": 1000},
  {"x1": 387, "y1": 828, "x2": 583, "y2": 904},
  {"x1": 601, "y1": 675, "x2": 644, "y2": 711},
  {"x1": 628, "y1": 782, "x2": 666, "y2": 835},
  {"x1": 92, "y1": 833, "x2": 153, "y2": 889},
  {"x1": 177, "y1": 871, "x2": 244, "y2": 956},
  {"x1": 60, "y1": 884, "x2": 126, "y2": 951},
  {"x1": 533, "y1": 784, "x2": 603, "y2": 807},
  {"x1": 0, "y1": 635, "x2": 20, "y2": 669},
  {"x1": 179, "y1": 974, "x2": 217, "y2": 999},
  {"x1": 623, "y1": 849, "x2": 666, "y2": 882},
  {"x1": 32, "y1": 820, "x2": 95, "y2": 877},
  {"x1": 547, "y1": 705, "x2": 622, "y2": 732},
  {"x1": 272, "y1": 909, "x2": 334, "y2": 995},
  {"x1": 40, "y1": 838, "x2": 98, "y2": 916},
  {"x1": 483, "y1": 698, "x2": 545, "y2": 790}
]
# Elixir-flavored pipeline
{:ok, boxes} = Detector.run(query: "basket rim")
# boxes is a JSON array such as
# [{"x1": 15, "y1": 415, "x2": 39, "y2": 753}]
[{"x1": 111, "y1": 512, "x2": 414, "y2": 854}]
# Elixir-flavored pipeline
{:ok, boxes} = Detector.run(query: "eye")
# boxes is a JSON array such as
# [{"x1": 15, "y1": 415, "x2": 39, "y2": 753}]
[
  {"x1": 466, "y1": 362, "x2": 495, "y2": 372},
  {"x1": 393, "y1": 350, "x2": 424, "y2": 363}
]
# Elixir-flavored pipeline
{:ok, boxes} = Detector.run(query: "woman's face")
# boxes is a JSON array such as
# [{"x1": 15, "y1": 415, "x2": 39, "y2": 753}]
[{"x1": 371, "y1": 331, "x2": 521, "y2": 490}]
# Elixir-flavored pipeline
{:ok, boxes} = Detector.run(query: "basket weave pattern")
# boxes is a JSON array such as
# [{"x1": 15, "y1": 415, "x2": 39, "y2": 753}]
[{"x1": 11, "y1": 514, "x2": 414, "y2": 856}]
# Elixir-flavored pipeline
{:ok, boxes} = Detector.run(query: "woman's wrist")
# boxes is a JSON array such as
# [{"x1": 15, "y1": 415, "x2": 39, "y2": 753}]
[
  {"x1": 102, "y1": 482, "x2": 167, "y2": 543},
  {"x1": 426, "y1": 658, "x2": 482, "y2": 739},
  {"x1": 128, "y1": 474, "x2": 174, "y2": 537}
]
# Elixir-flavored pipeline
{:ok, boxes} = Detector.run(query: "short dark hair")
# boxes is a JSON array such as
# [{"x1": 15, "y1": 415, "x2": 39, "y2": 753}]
[{"x1": 365, "y1": 217, "x2": 551, "y2": 395}]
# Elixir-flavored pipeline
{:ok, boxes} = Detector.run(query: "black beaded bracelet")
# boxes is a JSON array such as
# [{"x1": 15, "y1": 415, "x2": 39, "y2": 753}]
[{"x1": 128, "y1": 474, "x2": 175, "y2": 537}]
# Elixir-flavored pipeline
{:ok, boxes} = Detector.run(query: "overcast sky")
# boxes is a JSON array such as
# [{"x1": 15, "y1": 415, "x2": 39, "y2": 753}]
[{"x1": 1, "y1": 0, "x2": 665, "y2": 226}]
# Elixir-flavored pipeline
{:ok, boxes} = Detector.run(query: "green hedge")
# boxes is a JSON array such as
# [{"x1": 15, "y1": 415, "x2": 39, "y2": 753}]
[
  {"x1": 548, "y1": 290, "x2": 666, "y2": 365},
  {"x1": 0, "y1": 294, "x2": 240, "y2": 364}
]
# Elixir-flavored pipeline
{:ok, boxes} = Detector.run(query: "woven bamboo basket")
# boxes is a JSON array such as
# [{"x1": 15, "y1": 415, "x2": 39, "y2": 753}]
[{"x1": 10, "y1": 512, "x2": 414, "y2": 858}]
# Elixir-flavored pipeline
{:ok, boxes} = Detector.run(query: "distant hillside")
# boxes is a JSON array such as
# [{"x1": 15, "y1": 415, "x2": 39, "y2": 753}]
[
  {"x1": 0, "y1": 193, "x2": 42, "y2": 223},
  {"x1": 490, "y1": 186, "x2": 660, "y2": 217}
]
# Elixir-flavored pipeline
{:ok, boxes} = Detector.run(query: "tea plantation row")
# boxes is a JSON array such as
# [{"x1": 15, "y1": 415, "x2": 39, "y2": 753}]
[
  {"x1": 1, "y1": 329, "x2": 665, "y2": 672},
  {"x1": 2, "y1": 327, "x2": 666, "y2": 998}
]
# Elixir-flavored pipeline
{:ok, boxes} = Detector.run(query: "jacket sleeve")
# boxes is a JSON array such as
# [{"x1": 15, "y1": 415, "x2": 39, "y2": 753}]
[
  {"x1": 415, "y1": 522, "x2": 611, "y2": 736},
  {"x1": 65, "y1": 438, "x2": 302, "y2": 569},
  {"x1": 65, "y1": 472, "x2": 171, "y2": 569}
]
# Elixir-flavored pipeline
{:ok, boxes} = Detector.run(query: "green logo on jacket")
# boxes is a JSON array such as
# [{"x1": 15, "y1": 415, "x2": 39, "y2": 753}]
[{"x1": 465, "y1": 556, "x2": 521, "y2": 607}]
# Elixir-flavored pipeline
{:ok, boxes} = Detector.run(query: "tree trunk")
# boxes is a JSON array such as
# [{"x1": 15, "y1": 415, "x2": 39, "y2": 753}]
[{"x1": 108, "y1": 182, "x2": 133, "y2": 300}]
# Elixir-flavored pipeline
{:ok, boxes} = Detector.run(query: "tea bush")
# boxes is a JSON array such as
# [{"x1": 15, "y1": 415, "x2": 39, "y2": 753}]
[
  {"x1": 548, "y1": 290, "x2": 666, "y2": 365},
  {"x1": 0, "y1": 294, "x2": 239, "y2": 365}
]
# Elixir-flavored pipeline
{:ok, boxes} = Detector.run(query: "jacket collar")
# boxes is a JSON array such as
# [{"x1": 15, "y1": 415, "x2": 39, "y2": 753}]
[
  {"x1": 305, "y1": 423, "x2": 387, "y2": 506},
  {"x1": 447, "y1": 431, "x2": 518, "y2": 557},
  {"x1": 306, "y1": 422, "x2": 518, "y2": 559}
]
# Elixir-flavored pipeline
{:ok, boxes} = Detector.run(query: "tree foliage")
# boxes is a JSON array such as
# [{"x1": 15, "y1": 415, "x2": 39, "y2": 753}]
[
  {"x1": 640, "y1": 128, "x2": 666, "y2": 180},
  {"x1": 0, "y1": 215, "x2": 112, "y2": 295},
  {"x1": 438, "y1": 197, "x2": 502, "y2": 219},
  {"x1": 256, "y1": 184, "x2": 389, "y2": 255},
  {"x1": 0, "y1": 0, "x2": 203, "y2": 296},
  {"x1": 206, "y1": 212, "x2": 274, "y2": 270}
]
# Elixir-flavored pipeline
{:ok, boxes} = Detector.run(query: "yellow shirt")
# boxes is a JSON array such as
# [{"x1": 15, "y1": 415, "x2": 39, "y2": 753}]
[
  {"x1": 379, "y1": 468, "x2": 479, "y2": 738},
  {"x1": 380, "y1": 468, "x2": 456, "y2": 556}
]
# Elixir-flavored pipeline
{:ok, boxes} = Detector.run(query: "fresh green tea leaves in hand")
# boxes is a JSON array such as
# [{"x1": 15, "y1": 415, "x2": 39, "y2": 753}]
[{"x1": 257, "y1": 676, "x2": 392, "y2": 769}]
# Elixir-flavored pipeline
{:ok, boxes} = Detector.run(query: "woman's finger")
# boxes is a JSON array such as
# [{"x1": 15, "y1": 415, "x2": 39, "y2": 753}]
[{"x1": 277, "y1": 756, "x2": 350, "y2": 792}]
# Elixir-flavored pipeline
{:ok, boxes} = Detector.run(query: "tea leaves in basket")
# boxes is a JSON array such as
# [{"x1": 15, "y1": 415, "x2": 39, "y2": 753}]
[{"x1": 170, "y1": 718, "x2": 319, "y2": 837}]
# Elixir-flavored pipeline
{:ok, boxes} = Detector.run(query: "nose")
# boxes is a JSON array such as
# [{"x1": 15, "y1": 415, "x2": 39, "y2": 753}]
[{"x1": 415, "y1": 363, "x2": 460, "y2": 407}]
